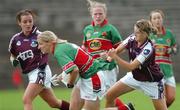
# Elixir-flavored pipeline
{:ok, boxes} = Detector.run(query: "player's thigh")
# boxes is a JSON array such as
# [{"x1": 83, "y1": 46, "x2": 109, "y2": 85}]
[
  {"x1": 70, "y1": 86, "x2": 84, "y2": 110},
  {"x1": 106, "y1": 80, "x2": 133, "y2": 100},
  {"x1": 83, "y1": 99, "x2": 100, "y2": 110},
  {"x1": 165, "y1": 84, "x2": 176, "y2": 99},
  {"x1": 152, "y1": 98, "x2": 167, "y2": 110},
  {"x1": 23, "y1": 83, "x2": 43, "y2": 101}
]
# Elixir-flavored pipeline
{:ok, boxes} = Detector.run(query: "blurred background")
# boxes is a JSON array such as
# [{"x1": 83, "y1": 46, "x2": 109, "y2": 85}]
[{"x1": 0, "y1": 0, "x2": 180, "y2": 89}]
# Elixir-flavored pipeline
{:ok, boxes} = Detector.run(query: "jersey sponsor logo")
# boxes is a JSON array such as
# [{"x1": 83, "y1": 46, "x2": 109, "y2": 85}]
[
  {"x1": 143, "y1": 49, "x2": 150, "y2": 55},
  {"x1": 16, "y1": 41, "x2": 21, "y2": 46},
  {"x1": 89, "y1": 39, "x2": 102, "y2": 50},
  {"x1": 155, "y1": 45, "x2": 167, "y2": 55},
  {"x1": 31, "y1": 39, "x2": 38, "y2": 47},
  {"x1": 18, "y1": 50, "x2": 34, "y2": 61}
]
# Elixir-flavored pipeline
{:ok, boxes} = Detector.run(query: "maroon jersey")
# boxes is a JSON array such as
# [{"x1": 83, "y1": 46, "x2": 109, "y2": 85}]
[
  {"x1": 8, "y1": 26, "x2": 48, "y2": 74},
  {"x1": 123, "y1": 34, "x2": 163, "y2": 82}
]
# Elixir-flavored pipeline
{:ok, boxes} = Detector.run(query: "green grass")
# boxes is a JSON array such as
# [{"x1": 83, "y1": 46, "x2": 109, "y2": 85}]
[{"x1": 0, "y1": 84, "x2": 180, "y2": 110}]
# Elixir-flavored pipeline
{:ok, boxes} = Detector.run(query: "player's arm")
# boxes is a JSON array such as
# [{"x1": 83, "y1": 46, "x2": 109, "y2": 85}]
[
  {"x1": 67, "y1": 67, "x2": 79, "y2": 88},
  {"x1": 108, "y1": 48, "x2": 140, "y2": 71},
  {"x1": 10, "y1": 54, "x2": 19, "y2": 67}
]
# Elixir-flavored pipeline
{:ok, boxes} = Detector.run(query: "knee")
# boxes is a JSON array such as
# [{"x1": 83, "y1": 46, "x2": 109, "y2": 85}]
[
  {"x1": 106, "y1": 92, "x2": 115, "y2": 102},
  {"x1": 23, "y1": 95, "x2": 32, "y2": 105}
]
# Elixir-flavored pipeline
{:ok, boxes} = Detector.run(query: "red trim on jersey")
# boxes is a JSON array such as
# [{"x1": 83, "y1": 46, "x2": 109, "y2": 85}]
[
  {"x1": 91, "y1": 19, "x2": 108, "y2": 27},
  {"x1": 81, "y1": 58, "x2": 93, "y2": 74},
  {"x1": 92, "y1": 54, "x2": 101, "y2": 59},
  {"x1": 63, "y1": 62, "x2": 75, "y2": 71},
  {"x1": 52, "y1": 43, "x2": 56, "y2": 54},
  {"x1": 162, "y1": 26, "x2": 166, "y2": 35},
  {"x1": 91, "y1": 74, "x2": 101, "y2": 92},
  {"x1": 155, "y1": 60, "x2": 172, "y2": 64}
]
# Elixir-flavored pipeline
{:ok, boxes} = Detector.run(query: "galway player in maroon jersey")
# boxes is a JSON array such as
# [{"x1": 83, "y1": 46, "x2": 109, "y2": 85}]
[
  {"x1": 8, "y1": 9, "x2": 69, "y2": 110},
  {"x1": 105, "y1": 19, "x2": 167, "y2": 110}
]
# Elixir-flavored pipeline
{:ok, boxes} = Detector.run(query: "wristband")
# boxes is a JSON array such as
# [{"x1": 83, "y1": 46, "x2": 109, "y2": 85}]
[{"x1": 67, "y1": 83, "x2": 74, "y2": 88}]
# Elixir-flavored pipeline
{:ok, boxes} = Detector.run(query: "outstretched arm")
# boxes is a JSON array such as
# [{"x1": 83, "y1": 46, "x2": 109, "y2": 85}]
[{"x1": 108, "y1": 48, "x2": 141, "y2": 71}]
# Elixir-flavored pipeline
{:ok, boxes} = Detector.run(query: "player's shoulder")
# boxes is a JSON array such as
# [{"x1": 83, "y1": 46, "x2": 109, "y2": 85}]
[
  {"x1": 143, "y1": 41, "x2": 153, "y2": 52},
  {"x1": 10, "y1": 32, "x2": 22, "y2": 41},
  {"x1": 127, "y1": 33, "x2": 135, "y2": 41}
]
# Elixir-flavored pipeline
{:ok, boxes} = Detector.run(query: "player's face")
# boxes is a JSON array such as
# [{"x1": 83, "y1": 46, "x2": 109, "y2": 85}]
[
  {"x1": 150, "y1": 12, "x2": 163, "y2": 28},
  {"x1": 18, "y1": 14, "x2": 34, "y2": 36},
  {"x1": 92, "y1": 6, "x2": 106, "y2": 26},
  {"x1": 134, "y1": 26, "x2": 147, "y2": 42},
  {"x1": 38, "y1": 39, "x2": 52, "y2": 54}
]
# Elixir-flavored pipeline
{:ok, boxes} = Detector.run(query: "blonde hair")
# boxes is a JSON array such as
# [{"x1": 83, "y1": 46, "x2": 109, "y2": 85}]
[
  {"x1": 37, "y1": 31, "x2": 67, "y2": 43},
  {"x1": 135, "y1": 19, "x2": 157, "y2": 35},
  {"x1": 87, "y1": 0, "x2": 107, "y2": 15}
]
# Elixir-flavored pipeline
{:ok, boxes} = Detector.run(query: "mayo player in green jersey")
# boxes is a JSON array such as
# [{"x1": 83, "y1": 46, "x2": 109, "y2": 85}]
[
  {"x1": 149, "y1": 9, "x2": 178, "y2": 107},
  {"x1": 81, "y1": 1, "x2": 134, "y2": 110},
  {"x1": 37, "y1": 31, "x2": 134, "y2": 110}
]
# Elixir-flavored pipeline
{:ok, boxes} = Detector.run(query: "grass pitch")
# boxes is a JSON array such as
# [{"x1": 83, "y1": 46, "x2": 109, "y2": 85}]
[{"x1": 0, "y1": 84, "x2": 179, "y2": 110}]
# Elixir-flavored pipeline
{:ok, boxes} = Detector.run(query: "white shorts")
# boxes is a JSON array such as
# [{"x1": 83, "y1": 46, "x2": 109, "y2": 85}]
[
  {"x1": 27, "y1": 65, "x2": 52, "y2": 88},
  {"x1": 76, "y1": 71, "x2": 107, "y2": 101},
  {"x1": 103, "y1": 66, "x2": 119, "y2": 90},
  {"x1": 163, "y1": 76, "x2": 176, "y2": 87},
  {"x1": 120, "y1": 72, "x2": 164, "y2": 99}
]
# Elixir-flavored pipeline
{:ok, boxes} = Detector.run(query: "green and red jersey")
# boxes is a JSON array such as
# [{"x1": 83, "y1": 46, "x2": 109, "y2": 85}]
[
  {"x1": 82, "y1": 19, "x2": 122, "y2": 59},
  {"x1": 53, "y1": 42, "x2": 114, "y2": 79},
  {"x1": 149, "y1": 27, "x2": 177, "y2": 77},
  {"x1": 149, "y1": 28, "x2": 176, "y2": 64}
]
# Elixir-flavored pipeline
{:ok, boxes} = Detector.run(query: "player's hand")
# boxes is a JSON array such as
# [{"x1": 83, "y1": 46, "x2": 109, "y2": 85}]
[
  {"x1": 107, "y1": 48, "x2": 117, "y2": 59},
  {"x1": 10, "y1": 56, "x2": 19, "y2": 67},
  {"x1": 51, "y1": 74, "x2": 62, "y2": 86},
  {"x1": 100, "y1": 51, "x2": 108, "y2": 60}
]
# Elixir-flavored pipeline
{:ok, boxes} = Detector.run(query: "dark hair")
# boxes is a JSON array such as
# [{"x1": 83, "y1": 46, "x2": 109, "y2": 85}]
[
  {"x1": 16, "y1": 9, "x2": 36, "y2": 22},
  {"x1": 135, "y1": 19, "x2": 157, "y2": 35}
]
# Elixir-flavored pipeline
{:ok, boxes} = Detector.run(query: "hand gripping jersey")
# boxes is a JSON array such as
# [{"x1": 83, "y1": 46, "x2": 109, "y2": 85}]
[
  {"x1": 8, "y1": 26, "x2": 48, "y2": 74},
  {"x1": 53, "y1": 42, "x2": 114, "y2": 79},
  {"x1": 82, "y1": 19, "x2": 122, "y2": 59},
  {"x1": 122, "y1": 34, "x2": 163, "y2": 82},
  {"x1": 149, "y1": 28, "x2": 177, "y2": 78}
]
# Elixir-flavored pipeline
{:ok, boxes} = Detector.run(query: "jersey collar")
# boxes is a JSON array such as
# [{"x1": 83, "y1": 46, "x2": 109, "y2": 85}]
[{"x1": 91, "y1": 19, "x2": 108, "y2": 27}]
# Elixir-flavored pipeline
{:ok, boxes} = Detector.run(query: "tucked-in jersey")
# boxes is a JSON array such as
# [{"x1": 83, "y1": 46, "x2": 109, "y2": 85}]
[
  {"x1": 149, "y1": 28, "x2": 176, "y2": 77},
  {"x1": 122, "y1": 34, "x2": 163, "y2": 82},
  {"x1": 82, "y1": 19, "x2": 122, "y2": 59},
  {"x1": 8, "y1": 26, "x2": 48, "y2": 74},
  {"x1": 53, "y1": 42, "x2": 114, "y2": 79}
]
